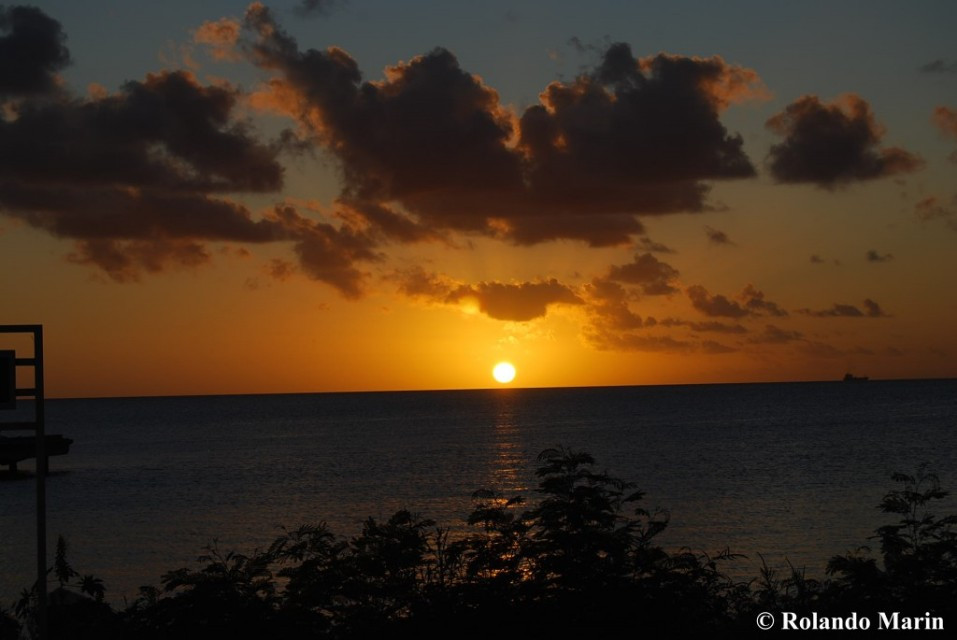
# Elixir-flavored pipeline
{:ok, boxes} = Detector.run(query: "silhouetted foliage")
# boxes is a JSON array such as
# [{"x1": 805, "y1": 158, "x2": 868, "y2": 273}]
[
  {"x1": 9, "y1": 452, "x2": 957, "y2": 639},
  {"x1": 823, "y1": 465, "x2": 957, "y2": 616},
  {"x1": 13, "y1": 536, "x2": 121, "y2": 640},
  {"x1": 0, "y1": 606, "x2": 19, "y2": 640}
]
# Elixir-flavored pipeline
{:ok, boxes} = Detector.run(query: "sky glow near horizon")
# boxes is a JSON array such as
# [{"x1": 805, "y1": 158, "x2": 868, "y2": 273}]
[{"x1": 1, "y1": 0, "x2": 956, "y2": 397}]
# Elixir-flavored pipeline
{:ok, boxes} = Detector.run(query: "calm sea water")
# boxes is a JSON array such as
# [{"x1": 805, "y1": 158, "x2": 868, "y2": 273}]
[{"x1": 2, "y1": 380, "x2": 956, "y2": 606}]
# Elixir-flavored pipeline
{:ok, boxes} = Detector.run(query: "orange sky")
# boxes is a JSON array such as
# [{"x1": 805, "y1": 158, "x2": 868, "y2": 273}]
[{"x1": 2, "y1": 1, "x2": 956, "y2": 397}]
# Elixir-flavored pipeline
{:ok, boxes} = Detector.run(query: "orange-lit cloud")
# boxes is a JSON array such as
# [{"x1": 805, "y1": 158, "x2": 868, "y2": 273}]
[
  {"x1": 934, "y1": 106, "x2": 957, "y2": 138},
  {"x1": 395, "y1": 267, "x2": 582, "y2": 322},
  {"x1": 766, "y1": 94, "x2": 922, "y2": 187},
  {"x1": 194, "y1": 18, "x2": 242, "y2": 61},
  {"x1": 635, "y1": 51, "x2": 771, "y2": 109}
]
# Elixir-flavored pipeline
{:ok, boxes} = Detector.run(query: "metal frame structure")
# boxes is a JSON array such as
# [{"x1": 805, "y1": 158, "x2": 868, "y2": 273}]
[{"x1": 0, "y1": 325, "x2": 47, "y2": 639}]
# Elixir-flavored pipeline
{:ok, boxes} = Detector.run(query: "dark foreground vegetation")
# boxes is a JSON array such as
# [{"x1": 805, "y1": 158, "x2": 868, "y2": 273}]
[{"x1": 4, "y1": 448, "x2": 956, "y2": 639}]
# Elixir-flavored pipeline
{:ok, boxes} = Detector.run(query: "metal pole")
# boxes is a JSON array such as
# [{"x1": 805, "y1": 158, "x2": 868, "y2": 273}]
[{"x1": 35, "y1": 326, "x2": 47, "y2": 640}]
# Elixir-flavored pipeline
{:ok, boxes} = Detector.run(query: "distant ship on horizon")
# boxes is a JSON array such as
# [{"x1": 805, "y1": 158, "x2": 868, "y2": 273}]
[{"x1": 843, "y1": 372, "x2": 869, "y2": 382}]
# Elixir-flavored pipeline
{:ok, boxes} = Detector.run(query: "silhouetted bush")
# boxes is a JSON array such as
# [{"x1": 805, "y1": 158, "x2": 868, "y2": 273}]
[{"x1": 10, "y1": 450, "x2": 957, "y2": 639}]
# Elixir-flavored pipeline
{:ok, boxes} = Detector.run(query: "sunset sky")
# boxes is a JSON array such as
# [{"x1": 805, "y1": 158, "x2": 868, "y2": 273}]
[{"x1": 2, "y1": 0, "x2": 956, "y2": 397}]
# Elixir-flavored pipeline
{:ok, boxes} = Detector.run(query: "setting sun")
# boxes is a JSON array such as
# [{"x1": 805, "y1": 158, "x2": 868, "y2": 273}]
[{"x1": 492, "y1": 361, "x2": 516, "y2": 384}]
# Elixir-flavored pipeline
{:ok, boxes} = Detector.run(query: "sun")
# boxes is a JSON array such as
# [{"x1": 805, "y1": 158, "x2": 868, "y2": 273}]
[{"x1": 492, "y1": 361, "x2": 516, "y2": 384}]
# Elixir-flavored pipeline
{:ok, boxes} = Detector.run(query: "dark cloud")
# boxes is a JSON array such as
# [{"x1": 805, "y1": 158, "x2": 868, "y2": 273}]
[
  {"x1": 801, "y1": 303, "x2": 863, "y2": 317},
  {"x1": 584, "y1": 278, "x2": 647, "y2": 331},
  {"x1": 0, "y1": 7, "x2": 380, "y2": 292},
  {"x1": 0, "y1": 66, "x2": 299, "y2": 280},
  {"x1": 686, "y1": 284, "x2": 786, "y2": 319},
  {"x1": 336, "y1": 199, "x2": 437, "y2": 244},
  {"x1": 67, "y1": 239, "x2": 209, "y2": 282},
  {"x1": 294, "y1": 0, "x2": 346, "y2": 18},
  {"x1": 921, "y1": 59, "x2": 957, "y2": 73},
  {"x1": 704, "y1": 225, "x2": 733, "y2": 245},
  {"x1": 637, "y1": 236, "x2": 675, "y2": 254},
  {"x1": 394, "y1": 265, "x2": 453, "y2": 300},
  {"x1": 605, "y1": 252, "x2": 680, "y2": 295},
  {"x1": 516, "y1": 46, "x2": 762, "y2": 228},
  {"x1": 766, "y1": 94, "x2": 922, "y2": 187},
  {"x1": 501, "y1": 213, "x2": 645, "y2": 247},
  {"x1": 0, "y1": 70, "x2": 284, "y2": 194},
  {"x1": 395, "y1": 267, "x2": 582, "y2": 322},
  {"x1": 0, "y1": 5, "x2": 70, "y2": 96},
  {"x1": 0, "y1": 183, "x2": 281, "y2": 242},
  {"x1": 583, "y1": 278, "x2": 747, "y2": 354},
  {"x1": 866, "y1": 249, "x2": 893, "y2": 263},
  {"x1": 567, "y1": 36, "x2": 587, "y2": 55},
  {"x1": 269, "y1": 204, "x2": 380, "y2": 299},
  {"x1": 740, "y1": 284, "x2": 788, "y2": 317},
  {"x1": 797, "y1": 298, "x2": 889, "y2": 318},
  {"x1": 244, "y1": 5, "x2": 525, "y2": 226},
  {"x1": 0, "y1": 12, "x2": 385, "y2": 299},
  {"x1": 686, "y1": 285, "x2": 747, "y2": 318},
  {"x1": 810, "y1": 254, "x2": 824, "y2": 264},
  {"x1": 447, "y1": 280, "x2": 583, "y2": 322},
  {"x1": 243, "y1": 10, "x2": 764, "y2": 246}
]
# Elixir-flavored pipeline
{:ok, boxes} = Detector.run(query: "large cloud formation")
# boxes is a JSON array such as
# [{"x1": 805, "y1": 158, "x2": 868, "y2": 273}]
[
  {"x1": 0, "y1": 68, "x2": 289, "y2": 279},
  {"x1": 0, "y1": 5, "x2": 390, "y2": 294},
  {"x1": 242, "y1": 5, "x2": 764, "y2": 246},
  {"x1": 766, "y1": 94, "x2": 922, "y2": 187}
]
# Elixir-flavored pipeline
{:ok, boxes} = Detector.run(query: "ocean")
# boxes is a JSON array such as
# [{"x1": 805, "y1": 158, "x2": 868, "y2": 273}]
[{"x1": 2, "y1": 379, "x2": 956, "y2": 606}]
